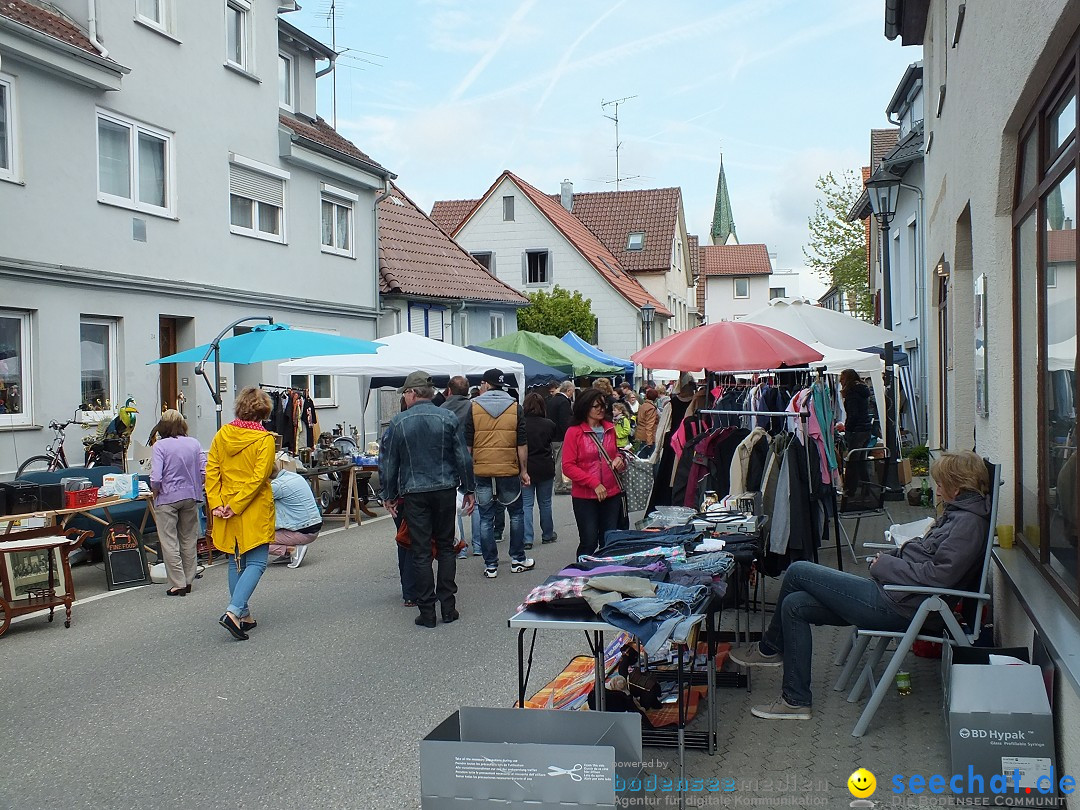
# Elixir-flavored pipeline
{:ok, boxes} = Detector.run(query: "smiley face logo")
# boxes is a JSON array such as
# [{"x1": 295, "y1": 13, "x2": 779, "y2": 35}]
[{"x1": 848, "y1": 768, "x2": 877, "y2": 798}]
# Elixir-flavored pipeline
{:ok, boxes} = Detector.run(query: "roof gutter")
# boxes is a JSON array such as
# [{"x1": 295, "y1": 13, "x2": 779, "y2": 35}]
[
  {"x1": 315, "y1": 54, "x2": 335, "y2": 79},
  {"x1": 87, "y1": 0, "x2": 108, "y2": 59}
]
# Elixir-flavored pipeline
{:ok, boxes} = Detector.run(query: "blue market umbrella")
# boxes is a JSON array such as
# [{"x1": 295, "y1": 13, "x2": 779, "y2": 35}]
[
  {"x1": 149, "y1": 323, "x2": 383, "y2": 365},
  {"x1": 467, "y1": 345, "x2": 569, "y2": 388}
]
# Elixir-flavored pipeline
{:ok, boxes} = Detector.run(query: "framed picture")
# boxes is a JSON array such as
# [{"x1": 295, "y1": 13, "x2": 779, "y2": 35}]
[
  {"x1": 974, "y1": 274, "x2": 989, "y2": 417},
  {"x1": 4, "y1": 545, "x2": 66, "y2": 599}
]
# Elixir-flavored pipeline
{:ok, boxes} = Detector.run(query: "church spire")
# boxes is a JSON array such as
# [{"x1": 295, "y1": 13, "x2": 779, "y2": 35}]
[{"x1": 710, "y1": 154, "x2": 738, "y2": 245}]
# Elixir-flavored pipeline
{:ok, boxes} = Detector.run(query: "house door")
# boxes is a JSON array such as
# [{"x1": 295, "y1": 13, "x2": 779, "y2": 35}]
[{"x1": 159, "y1": 317, "x2": 178, "y2": 414}]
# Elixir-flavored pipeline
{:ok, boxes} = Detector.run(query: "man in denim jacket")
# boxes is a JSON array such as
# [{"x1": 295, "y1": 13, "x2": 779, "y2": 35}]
[{"x1": 382, "y1": 371, "x2": 476, "y2": 628}]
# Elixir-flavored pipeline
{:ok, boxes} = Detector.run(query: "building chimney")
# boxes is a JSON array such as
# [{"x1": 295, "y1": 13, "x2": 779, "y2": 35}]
[
  {"x1": 560, "y1": 179, "x2": 573, "y2": 212},
  {"x1": 1066, "y1": 217, "x2": 1074, "y2": 230}
]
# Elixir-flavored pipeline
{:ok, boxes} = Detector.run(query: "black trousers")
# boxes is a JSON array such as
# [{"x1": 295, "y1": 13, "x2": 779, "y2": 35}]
[
  {"x1": 572, "y1": 496, "x2": 624, "y2": 559},
  {"x1": 403, "y1": 488, "x2": 458, "y2": 617}
]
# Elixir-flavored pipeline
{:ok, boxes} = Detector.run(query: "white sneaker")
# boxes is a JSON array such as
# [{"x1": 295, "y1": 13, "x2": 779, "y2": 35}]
[
  {"x1": 483, "y1": 567, "x2": 498, "y2": 579},
  {"x1": 510, "y1": 558, "x2": 535, "y2": 573},
  {"x1": 287, "y1": 545, "x2": 308, "y2": 569}
]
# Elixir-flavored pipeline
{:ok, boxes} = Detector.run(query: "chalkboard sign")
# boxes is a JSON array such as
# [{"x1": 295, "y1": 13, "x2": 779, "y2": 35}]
[{"x1": 103, "y1": 522, "x2": 149, "y2": 591}]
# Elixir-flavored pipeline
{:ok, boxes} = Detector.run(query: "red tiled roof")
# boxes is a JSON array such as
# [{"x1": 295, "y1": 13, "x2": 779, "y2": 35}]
[
  {"x1": 691, "y1": 235, "x2": 704, "y2": 315},
  {"x1": 493, "y1": 171, "x2": 672, "y2": 317},
  {"x1": 0, "y1": 0, "x2": 97, "y2": 53},
  {"x1": 378, "y1": 183, "x2": 528, "y2": 305},
  {"x1": 430, "y1": 199, "x2": 477, "y2": 235},
  {"x1": 279, "y1": 113, "x2": 388, "y2": 173},
  {"x1": 1048, "y1": 228, "x2": 1077, "y2": 264},
  {"x1": 871, "y1": 128, "x2": 899, "y2": 168},
  {"x1": 562, "y1": 187, "x2": 682, "y2": 274},
  {"x1": 698, "y1": 243, "x2": 772, "y2": 276}
]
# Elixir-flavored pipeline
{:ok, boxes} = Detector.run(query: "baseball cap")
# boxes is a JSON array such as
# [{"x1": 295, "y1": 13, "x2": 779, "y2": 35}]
[
  {"x1": 481, "y1": 368, "x2": 505, "y2": 388},
  {"x1": 399, "y1": 370, "x2": 433, "y2": 393}
]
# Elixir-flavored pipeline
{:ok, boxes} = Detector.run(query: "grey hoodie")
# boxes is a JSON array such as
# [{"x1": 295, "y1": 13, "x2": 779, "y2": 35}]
[
  {"x1": 464, "y1": 389, "x2": 526, "y2": 448},
  {"x1": 871, "y1": 492, "x2": 992, "y2": 617}
]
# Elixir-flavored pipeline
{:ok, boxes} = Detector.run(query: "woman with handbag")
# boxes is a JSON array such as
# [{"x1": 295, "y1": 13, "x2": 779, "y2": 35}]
[{"x1": 562, "y1": 387, "x2": 626, "y2": 558}]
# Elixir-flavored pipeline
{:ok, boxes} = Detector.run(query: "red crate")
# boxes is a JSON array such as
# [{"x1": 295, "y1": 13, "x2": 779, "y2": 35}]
[{"x1": 64, "y1": 487, "x2": 99, "y2": 509}]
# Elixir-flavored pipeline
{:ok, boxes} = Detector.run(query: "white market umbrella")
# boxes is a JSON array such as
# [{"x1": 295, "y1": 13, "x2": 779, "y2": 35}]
[{"x1": 742, "y1": 298, "x2": 895, "y2": 350}]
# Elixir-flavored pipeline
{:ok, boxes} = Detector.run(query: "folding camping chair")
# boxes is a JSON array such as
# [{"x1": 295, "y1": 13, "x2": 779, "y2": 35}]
[
  {"x1": 835, "y1": 446, "x2": 895, "y2": 564},
  {"x1": 837, "y1": 460, "x2": 1001, "y2": 737}
]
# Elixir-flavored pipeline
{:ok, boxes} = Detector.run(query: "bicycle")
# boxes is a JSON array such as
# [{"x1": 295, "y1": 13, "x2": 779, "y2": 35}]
[{"x1": 16, "y1": 412, "x2": 106, "y2": 477}]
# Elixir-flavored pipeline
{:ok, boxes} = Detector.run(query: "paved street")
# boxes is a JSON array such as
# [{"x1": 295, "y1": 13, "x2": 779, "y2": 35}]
[{"x1": 2, "y1": 497, "x2": 949, "y2": 810}]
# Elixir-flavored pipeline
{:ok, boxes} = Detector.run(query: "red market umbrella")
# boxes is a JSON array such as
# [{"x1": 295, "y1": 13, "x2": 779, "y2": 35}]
[{"x1": 630, "y1": 322, "x2": 824, "y2": 372}]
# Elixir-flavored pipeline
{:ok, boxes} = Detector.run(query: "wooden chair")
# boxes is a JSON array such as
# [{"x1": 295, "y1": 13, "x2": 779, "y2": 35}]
[{"x1": 839, "y1": 460, "x2": 1001, "y2": 737}]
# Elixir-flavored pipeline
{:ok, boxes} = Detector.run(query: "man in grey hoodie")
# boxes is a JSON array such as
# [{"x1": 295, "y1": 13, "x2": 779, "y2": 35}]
[
  {"x1": 729, "y1": 451, "x2": 992, "y2": 721},
  {"x1": 465, "y1": 369, "x2": 534, "y2": 579}
]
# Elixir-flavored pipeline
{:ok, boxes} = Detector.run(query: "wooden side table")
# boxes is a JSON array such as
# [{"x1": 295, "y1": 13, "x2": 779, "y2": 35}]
[{"x1": 0, "y1": 527, "x2": 91, "y2": 637}]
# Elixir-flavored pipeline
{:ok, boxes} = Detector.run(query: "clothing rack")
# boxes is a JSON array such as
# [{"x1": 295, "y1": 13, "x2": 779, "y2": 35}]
[
  {"x1": 699, "y1": 406, "x2": 844, "y2": 573},
  {"x1": 259, "y1": 383, "x2": 308, "y2": 394}
]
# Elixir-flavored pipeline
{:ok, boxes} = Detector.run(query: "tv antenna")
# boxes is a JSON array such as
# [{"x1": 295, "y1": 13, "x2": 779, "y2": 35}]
[
  {"x1": 601, "y1": 95, "x2": 639, "y2": 191},
  {"x1": 325, "y1": 0, "x2": 339, "y2": 128}
]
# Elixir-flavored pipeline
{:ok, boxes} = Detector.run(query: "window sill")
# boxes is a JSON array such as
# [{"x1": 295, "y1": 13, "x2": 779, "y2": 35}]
[
  {"x1": 230, "y1": 226, "x2": 286, "y2": 245},
  {"x1": 0, "y1": 422, "x2": 41, "y2": 432},
  {"x1": 0, "y1": 175, "x2": 24, "y2": 186},
  {"x1": 993, "y1": 546, "x2": 1080, "y2": 694},
  {"x1": 224, "y1": 62, "x2": 261, "y2": 83},
  {"x1": 134, "y1": 17, "x2": 182, "y2": 44},
  {"x1": 320, "y1": 247, "x2": 355, "y2": 259},
  {"x1": 97, "y1": 198, "x2": 177, "y2": 221}
]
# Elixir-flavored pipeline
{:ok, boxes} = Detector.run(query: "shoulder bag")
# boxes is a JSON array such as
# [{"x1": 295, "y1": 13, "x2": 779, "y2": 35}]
[{"x1": 586, "y1": 429, "x2": 653, "y2": 513}]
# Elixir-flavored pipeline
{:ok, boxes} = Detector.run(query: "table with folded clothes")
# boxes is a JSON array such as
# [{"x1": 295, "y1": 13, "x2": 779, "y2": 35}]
[{"x1": 508, "y1": 525, "x2": 738, "y2": 762}]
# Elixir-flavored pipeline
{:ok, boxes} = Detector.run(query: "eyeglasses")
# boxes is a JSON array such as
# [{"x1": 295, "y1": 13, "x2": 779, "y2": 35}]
[{"x1": 590, "y1": 402, "x2": 606, "y2": 410}]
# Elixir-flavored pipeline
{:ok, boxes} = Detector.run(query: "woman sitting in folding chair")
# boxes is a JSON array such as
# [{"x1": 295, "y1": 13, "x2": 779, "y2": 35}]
[{"x1": 729, "y1": 451, "x2": 991, "y2": 720}]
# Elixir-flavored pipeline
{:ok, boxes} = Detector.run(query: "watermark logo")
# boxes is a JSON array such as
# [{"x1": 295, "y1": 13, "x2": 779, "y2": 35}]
[{"x1": 848, "y1": 768, "x2": 877, "y2": 799}]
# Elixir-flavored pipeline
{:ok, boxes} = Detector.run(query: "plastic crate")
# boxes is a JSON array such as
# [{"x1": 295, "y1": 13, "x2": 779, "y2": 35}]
[{"x1": 64, "y1": 487, "x2": 99, "y2": 509}]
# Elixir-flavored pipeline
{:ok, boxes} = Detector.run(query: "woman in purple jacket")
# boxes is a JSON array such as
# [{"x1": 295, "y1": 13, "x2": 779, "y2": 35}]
[
  {"x1": 729, "y1": 451, "x2": 991, "y2": 721},
  {"x1": 150, "y1": 409, "x2": 205, "y2": 596}
]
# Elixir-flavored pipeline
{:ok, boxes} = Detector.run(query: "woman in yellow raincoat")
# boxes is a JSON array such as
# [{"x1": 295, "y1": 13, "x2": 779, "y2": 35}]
[{"x1": 205, "y1": 387, "x2": 276, "y2": 640}]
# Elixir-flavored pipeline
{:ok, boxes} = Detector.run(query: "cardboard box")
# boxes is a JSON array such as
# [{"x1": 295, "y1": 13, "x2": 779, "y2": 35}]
[
  {"x1": 942, "y1": 645, "x2": 1030, "y2": 720},
  {"x1": 421, "y1": 707, "x2": 641, "y2": 809},
  {"x1": 949, "y1": 664, "x2": 1056, "y2": 795}
]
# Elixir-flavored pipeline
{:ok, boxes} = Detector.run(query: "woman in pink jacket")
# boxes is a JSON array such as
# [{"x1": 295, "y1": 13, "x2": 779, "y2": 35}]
[{"x1": 561, "y1": 387, "x2": 626, "y2": 558}]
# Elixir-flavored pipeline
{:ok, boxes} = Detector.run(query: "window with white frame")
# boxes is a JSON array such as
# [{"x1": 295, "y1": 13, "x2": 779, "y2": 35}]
[
  {"x1": 225, "y1": 0, "x2": 252, "y2": 70},
  {"x1": 97, "y1": 111, "x2": 172, "y2": 215},
  {"x1": 320, "y1": 183, "x2": 355, "y2": 257},
  {"x1": 229, "y1": 156, "x2": 287, "y2": 243},
  {"x1": 769, "y1": 287, "x2": 786, "y2": 300},
  {"x1": 0, "y1": 73, "x2": 16, "y2": 182},
  {"x1": 290, "y1": 374, "x2": 335, "y2": 408},
  {"x1": 136, "y1": 0, "x2": 170, "y2": 32},
  {"x1": 278, "y1": 53, "x2": 294, "y2": 110},
  {"x1": 490, "y1": 313, "x2": 504, "y2": 339},
  {"x1": 733, "y1": 277, "x2": 750, "y2": 298},
  {"x1": 0, "y1": 310, "x2": 32, "y2": 426},
  {"x1": 524, "y1": 250, "x2": 551, "y2": 285},
  {"x1": 502, "y1": 195, "x2": 515, "y2": 221},
  {"x1": 80, "y1": 317, "x2": 118, "y2": 409}
]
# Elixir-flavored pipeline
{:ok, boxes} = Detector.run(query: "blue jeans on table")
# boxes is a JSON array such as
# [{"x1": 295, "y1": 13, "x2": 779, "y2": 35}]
[
  {"x1": 227, "y1": 544, "x2": 269, "y2": 619},
  {"x1": 476, "y1": 476, "x2": 525, "y2": 568},
  {"x1": 522, "y1": 477, "x2": 555, "y2": 546},
  {"x1": 759, "y1": 561, "x2": 909, "y2": 708}
]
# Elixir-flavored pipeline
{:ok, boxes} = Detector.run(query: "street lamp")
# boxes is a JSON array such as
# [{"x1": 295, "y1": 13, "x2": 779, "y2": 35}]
[
  {"x1": 866, "y1": 165, "x2": 902, "y2": 495},
  {"x1": 640, "y1": 302, "x2": 656, "y2": 347}
]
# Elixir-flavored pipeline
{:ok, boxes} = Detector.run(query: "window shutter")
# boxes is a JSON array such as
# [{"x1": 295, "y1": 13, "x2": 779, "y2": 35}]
[
  {"x1": 230, "y1": 164, "x2": 284, "y2": 207},
  {"x1": 546, "y1": 251, "x2": 553, "y2": 283},
  {"x1": 521, "y1": 252, "x2": 528, "y2": 285},
  {"x1": 430, "y1": 308, "x2": 444, "y2": 340},
  {"x1": 409, "y1": 304, "x2": 426, "y2": 335}
]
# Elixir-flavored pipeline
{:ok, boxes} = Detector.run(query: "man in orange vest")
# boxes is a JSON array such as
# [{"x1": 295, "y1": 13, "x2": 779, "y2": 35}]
[{"x1": 465, "y1": 369, "x2": 534, "y2": 579}]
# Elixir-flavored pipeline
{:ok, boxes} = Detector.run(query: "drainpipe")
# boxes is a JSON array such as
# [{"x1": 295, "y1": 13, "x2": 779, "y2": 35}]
[
  {"x1": 315, "y1": 54, "x2": 336, "y2": 79},
  {"x1": 900, "y1": 178, "x2": 927, "y2": 445},
  {"x1": 372, "y1": 179, "x2": 392, "y2": 320},
  {"x1": 87, "y1": 0, "x2": 109, "y2": 59},
  {"x1": 454, "y1": 299, "x2": 468, "y2": 346}
]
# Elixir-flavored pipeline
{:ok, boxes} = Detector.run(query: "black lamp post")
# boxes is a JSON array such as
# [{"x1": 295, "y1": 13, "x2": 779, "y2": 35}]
[
  {"x1": 865, "y1": 166, "x2": 902, "y2": 495},
  {"x1": 640, "y1": 302, "x2": 656, "y2": 347}
]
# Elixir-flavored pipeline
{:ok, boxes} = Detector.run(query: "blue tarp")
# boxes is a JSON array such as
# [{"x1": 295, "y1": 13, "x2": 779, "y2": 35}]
[
  {"x1": 466, "y1": 346, "x2": 569, "y2": 388},
  {"x1": 561, "y1": 332, "x2": 634, "y2": 384}
]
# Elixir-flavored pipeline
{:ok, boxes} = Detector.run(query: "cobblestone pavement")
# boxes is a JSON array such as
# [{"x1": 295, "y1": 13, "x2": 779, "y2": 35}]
[{"x1": 1, "y1": 496, "x2": 948, "y2": 809}]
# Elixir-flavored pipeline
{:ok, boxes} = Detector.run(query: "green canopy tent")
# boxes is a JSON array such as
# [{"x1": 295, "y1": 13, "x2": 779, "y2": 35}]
[{"x1": 481, "y1": 331, "x2": 623, "y2": 378}]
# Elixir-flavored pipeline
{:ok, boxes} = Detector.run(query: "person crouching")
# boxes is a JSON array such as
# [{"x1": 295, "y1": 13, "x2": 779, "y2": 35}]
[{"x1": 269, "y1": 460, "x2": 322, "y2": 569}]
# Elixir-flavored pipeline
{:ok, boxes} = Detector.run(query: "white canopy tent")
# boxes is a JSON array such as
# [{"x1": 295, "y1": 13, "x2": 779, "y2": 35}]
[
  {"x1": 742, "y1": 299, "x2": 894, "y2": 441},
  {"x1": 278, "y1": 332, "x2": 526, "y2": 441}
]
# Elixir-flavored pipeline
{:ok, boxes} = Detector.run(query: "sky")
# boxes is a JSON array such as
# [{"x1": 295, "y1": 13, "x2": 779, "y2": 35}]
[{"x1": 287, "y1": 0, "x2": 919, "y2": 301}]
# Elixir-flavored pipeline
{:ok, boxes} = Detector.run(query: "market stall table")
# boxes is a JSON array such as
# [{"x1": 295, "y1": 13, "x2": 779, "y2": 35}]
[
  {"x1": 0, "y1": 527, "x2": 90, "y2": 636},
  {"x1": 1, "y1": 492, "x2": 157, "y2": 536},
  {"x1": 297, "y1": 462, "x2": 365, "y2": 528}
]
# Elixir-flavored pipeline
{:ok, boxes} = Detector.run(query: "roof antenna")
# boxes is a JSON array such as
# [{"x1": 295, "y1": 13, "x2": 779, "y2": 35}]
[
  {"x1": 601, "y1": 96, "x2": 640, "y2": 191},
  {"x1": 326, "y1": 0, "x2": 338, "y2": 128}
]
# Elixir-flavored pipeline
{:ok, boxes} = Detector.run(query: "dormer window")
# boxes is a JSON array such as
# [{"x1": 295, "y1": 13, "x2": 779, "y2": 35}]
[{"x1": 627, "y1": 232, "x2": 645, "y2": 251}]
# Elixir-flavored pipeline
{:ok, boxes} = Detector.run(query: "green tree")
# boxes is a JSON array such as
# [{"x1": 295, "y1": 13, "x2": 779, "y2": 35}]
[
  {"x1": 803, "y1": 170, "x2": 873, "y2": 320},
  {"x1": 516, "y1": 285, "x2": 596, "y2": 338}
]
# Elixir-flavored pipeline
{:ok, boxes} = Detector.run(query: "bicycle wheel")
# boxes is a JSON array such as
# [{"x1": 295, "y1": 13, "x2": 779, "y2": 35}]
[{"x1": 16, "y1": 455, "x2": 61, "y2": 477}]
